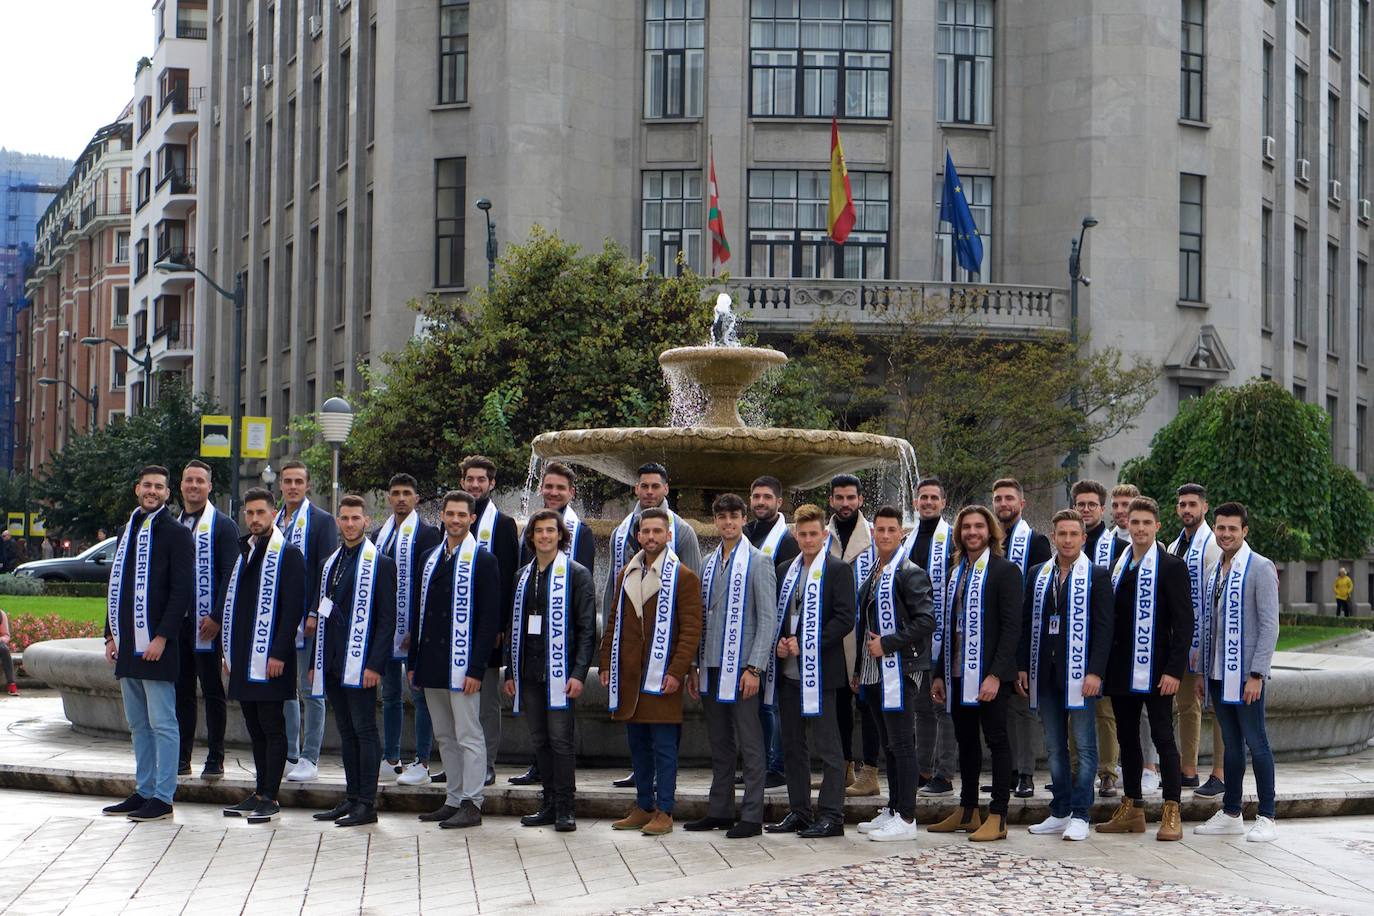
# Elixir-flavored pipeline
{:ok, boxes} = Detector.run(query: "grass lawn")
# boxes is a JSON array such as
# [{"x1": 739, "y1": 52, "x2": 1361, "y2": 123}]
[
  {"x1": 1276, "y1": 625, "x2": 1363, "y2": 652},
  {"x1": 0, "y1": 594, "x2": 107, "y2": 623}
]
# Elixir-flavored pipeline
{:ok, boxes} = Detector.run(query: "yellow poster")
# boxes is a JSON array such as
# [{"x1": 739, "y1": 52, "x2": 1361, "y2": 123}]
[
  {"x1": 200, "y1": 415, "x2": 232, "y2": 457},
  {"x1": 28, "y1": 514, "x2": 46, "y2": 537},
  {"x1": 6, "y1": 512, "x2": 25, "y2": 536},
  {"x1": 242, "y1": 417, "x2": 272, "y2": 459}
]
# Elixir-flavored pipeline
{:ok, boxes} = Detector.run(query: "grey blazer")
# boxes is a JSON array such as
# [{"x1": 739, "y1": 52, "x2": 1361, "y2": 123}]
[
  {"x1": 1203, "y1": 550, "x2": 1280, "y2": 680},
  {"x1": 700, "y1": 541, "x2": 779, "y2": 674}
]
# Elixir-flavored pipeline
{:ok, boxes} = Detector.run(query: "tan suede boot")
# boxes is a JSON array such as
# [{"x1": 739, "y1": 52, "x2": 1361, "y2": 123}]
[
  {"x1": 846, "y1": 763, "x2": 880, "y2": 797},
  {"x1": 612, "y1": 805, "x2": 655, "y2": 830},
  {"x1": 845, "y1": 761, "x2": 855, "y2": 788},
  {"x1": 928, "y1": 806, "x2": 982, "y2": 833},
  {"x1": 641, "y1": 810, "x2": 674, "y2": 836},
  {"x1": 969, "y1": 811, "x2": 1007, "y2": 842},
  {"x1": 1094, "y1": 798, "x2": 1146, "y2": 834},
  {"x1": 1156, "y1": 801, "x2": 1182, "y2": 841}
]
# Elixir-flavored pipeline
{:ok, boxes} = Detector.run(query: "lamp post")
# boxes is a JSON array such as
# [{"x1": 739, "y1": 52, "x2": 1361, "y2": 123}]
[
  {"x1": 475, "y1": 198, "x2": 496, "y2": 287},
  {"x1": 155, "y1": 257, "x2": 244, "y2": 513},
  {"x1": 260, "y1": 463, "x2": 277, "y2": 488},
  {"x1": 36, "y1": 376, "x2": 98, "y2": 430},
  {"x1": 81, "y1": 336, "x2": 152, "y2": 408},
  {"x1": 318, "y1": 397, "x2": 354, "y2": 514},
  {"x1": 1065, "y1": 216, "x2": 1098, "y2": 494}
]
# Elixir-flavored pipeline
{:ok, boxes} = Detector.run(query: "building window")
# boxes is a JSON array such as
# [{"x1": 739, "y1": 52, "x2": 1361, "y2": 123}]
[
  {"x1": 748, "y1": 168, "x2": 889, "y2": 278},
  {"x1": 1360, "y1": 259, "x2": 1368, "y2": 362},
  {"x1": 280, "y1": 241, "x2": 294, "y2": 346},
  {"x1": 1180, "y1": 0, "x2": 1204, "y2": 121},
  {"x1": 284, "y1": 0, "x2": 298, "y2": 59},
  {"x1": 135, "y1": 239, "x2": 149, "y2": 280},
  {"x1": 935, "y1": 173, "x2": 992, "y2": 282},
  {"x1": 1261, "y1": 206, "x2": 1272, "y2": 329},
  {"x1": 311, "y1": 74, "x2": 322, "y2": 184},
  {"x1": 1328, "y1": 244, "x2": 1340, "y2": 352},
  {"x1": 1179, "y1": 173, "x2": 1204, "y2": 302},
  {"x1": 307, "y1": 226, "x2": 319, "y2": 339},
  {"x1": 1360, "y1": 116, "x2": 1369, "y2": 207},
  {"x1": 1328, "y1": 93, "x2": 1340, "y2": 185},
  {"x1": 262, "y1": 120, "x2": 274, "y2": 213},
  {"x1": 114, "y1": 286, "x2": 130, "y2": 328},
  {"x1": 1330, "y1": 0, "x2": 1342, "y2": 54},
  {"x1": 435, "y1": 158, "x2": 466, "y2": 288},
  {"x1": 1295, "y1": 67, "x2": 1309, "y2": 167},
  {"x1": 750, "y1": 0, "x2": 892, "y2": 119},
  {"x1": 285, "y1": 98, "x2": 297, "y2": 204},
  {"x1": 136, "y1": 168, "x2": 151, "y2": 209},
  {"x1": 1178, "y1": 383, "x2": 1205, "y2": 402},
  {"x1": 255, "y1": 256, "x2": 270, "y2": 356},
  {"x1": 112, "y1": 351, "x2": 128, "y2": 390},
  {"x1": 335, "y1": 209, "x2": 348, "y2": 326},
  {"x1": 646, "y1": 0, "x2": 706, "y2": 119},
  {"x1": 363, "y1": 191, "x2": 373, "y2": 316},
  {"x1": 1329, "y1": 395, "x2": 1340, "y2": 460},
  {"x1": 1361, "y1": 0, "x2": 1370, "y2": 77},
  {"x1": 138, "y1": 97, "x2": 152, "y2": 138},
  {"x1": 1359, "y1": 403, "x2": 1368, "y2": 472},
  {"x1": 1296, "y1": 0, "x2": 1309, "y2": 24},
  {"x1": 936, "y1": 0, "x2": 992, "y2": 125},
  {"x1": 115, "y1": 231, "x2": 129, "y2": 264},
  {"x1": 1262, "y1": 42, "x2": 1273, "y2": 140},
  {"x1": 1294, "y1": 382, "x2": 1307, "y2": 402},
  {"x1": 642, "y1": 170, "x2": 703, "y2": 276},
  {"x1": 1294, "y1": 224, "x2": 1308, "y2": 341},
  {"x1": 439, "y1": 0, "x2": 470, "y2": 104},
  {"x1": 338, "y1": 49, "x2": 351, "y2": 166}
]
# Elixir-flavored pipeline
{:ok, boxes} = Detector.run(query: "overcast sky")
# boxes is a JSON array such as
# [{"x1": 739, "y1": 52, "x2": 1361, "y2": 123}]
[{"x1": 0, "y1": 0, "x2": 153, "y2": 160}]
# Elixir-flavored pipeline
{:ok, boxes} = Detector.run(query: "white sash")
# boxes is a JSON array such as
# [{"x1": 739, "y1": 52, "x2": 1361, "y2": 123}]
[
  {"x1": 946, "y1": 549, "x2": 989, "y2": 707},
  {"x1": 221, "y1": 526, "x2": 286, "y2": 682},
  {"x1": 1204, "y1": 542, "x2": 1253, "y2": 705},
  {"x1": 1113, "y1": 543, "x2": 1159, "y2": 694},
  {"x1": 276, "y1": 499, "x2": 313, "y2": 649},
  {"x1": 872, "y1": 551, "x2": 907, "y2": 712},
  {"x1": 311, "y1": 540, "x2": 380, "y2": 696},
  {"x1": 799, "y1": 548, "x2": 827, "y2": 716},
  {"x1": 107, "y1": 506, "x2": 162, "y2": 657},
  {"x1": 475, "y1": 500, "x2": 500, "y2": 553},
  {"x1": 906, "y1": 519, "x2": 951, "y2": 662},
  {"x1": 757, "y1": 513, "x2": 788, "y2": 558},
  {"x1": 562, "y1": 505, "x2": 583, "y2": 558},
  {"x1": 1007, "y1": 518, "x2": 1032, "y2": 574},
  {"x1": 1170, "y1": 522, "x2": 1213, "y2": 674},
  {"x1": 375, "y1": 510, "x2": 420, "y2": 659},
  {"x1": 191, "y1": 503, "x2": 219, "y2": 652},
  {"x1": 1029, "y1": 553, "x2": 1092, "y2": 710},
  {"x1": 698, "y1": 542, "x2": 753, "y2": 702},
  {"x1": 763, "y1": 555, "x2": 805, "y2": 709},
  {"x1": 510, "y1": 553, "x2": 572, "y2": 713},
  {"x1": 609, "y1": 550, "x2": 681, "y2": 712},
  {"x1": 416, "y1": 534, "x2": 480, "y2": 690},
  {"x1": 1094, "y1": 526, "x2": 1121, "y2": 568},
  {"x1": 612, "y1": 506, "x2": 680, "y2": 584}
]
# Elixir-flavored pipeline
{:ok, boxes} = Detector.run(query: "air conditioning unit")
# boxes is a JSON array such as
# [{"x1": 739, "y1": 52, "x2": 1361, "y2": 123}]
[
  {"x1": 309, "y1": 14, "x2": 322, "y2": 36},
  {"x1": 1330, "y1": 179, "x2": 1343, "y2": 203},
  {"x1": 1361, "y1": 198, "x2": 1372, "y2": 221},
  {"x1": 261, "y1": 64, "x2": 274, "y2": 85},
  {"x1": 1297, "y1": 158, "x2": 1311, "y2": 182},
  {"x1": 241, "y1": 84, "x2": 252, "y2": 105},
  {"x1": 1262, "y1": 135, "x2": 1276, "y2": 161}
]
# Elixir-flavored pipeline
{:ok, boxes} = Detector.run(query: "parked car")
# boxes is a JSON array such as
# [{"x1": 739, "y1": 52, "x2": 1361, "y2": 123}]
[{"x1": 13, "y1": 538, "x2": 118, "y2": 583}]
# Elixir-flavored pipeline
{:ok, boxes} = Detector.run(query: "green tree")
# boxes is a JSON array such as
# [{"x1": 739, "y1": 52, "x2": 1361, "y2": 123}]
[{"x1": 1120, "y1": 379, "x2": 1374, "y2": 560}]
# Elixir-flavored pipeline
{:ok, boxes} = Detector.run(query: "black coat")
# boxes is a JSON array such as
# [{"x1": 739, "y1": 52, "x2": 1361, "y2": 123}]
[
  {"x1": 504, "y1": 558, "x2": 598, "y2": 686},
  {"x1": 744, "y1": 515, "x2": 800, "y2": 566},
  {"x1": 223, "y1": 535, "x2": 306, "y2": 702},
  {"x1": 775, "y1": 554, "x2": 855, "y2": 692},
  {"x1": 931, "y1": 553, "x2": 1024, "y2": 686},
  {"x1": 279, "y1": 501, "x2": 339, "y2": 615},
  {"x1": 316, "y1": 545, "x2": 396, "y2": 684},
  {"x1": 1018, "y1": 561, "x2": 1115, "y2": 685},
  {"x1": 1104, "y1": 546, "x2": 1194, "y2": 696},
  {"x1": 372, "y1": 516, "x2": 442, "y2": 655},
  {"x1": 854, "y1": 557, "x2": 937, "y2": 679},
  {"x1": 178, "y1": 506, "x2": 241, "y2": 650},
  {"x1": 105, "y1": 506, "x2": 196, "y2": 682},
  {"x1": 1086, "y1": 522, "x2": 1128, "y2": 567},
  {"x1": 519, "y1": 510, "x2": 598, "y2": 578},
  {"x1": 409, "y1": 541, "x2": 503, "y2": 688},
  {"x1": 475, "y1": 496, "x2": 520, "y2": 665}
]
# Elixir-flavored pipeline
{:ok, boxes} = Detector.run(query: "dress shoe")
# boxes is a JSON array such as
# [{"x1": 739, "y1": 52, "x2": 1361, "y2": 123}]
[
  {"x1": 683, "y1": 815, "x2": 733, "y2": 831},
  {"x1": 521, "y1": 805, "x2": 557, "y2": 827},
  {"x1": 726, "y1": 821, "x2": 762, "y2": 839},
  {"x1": 418, "y1": 804, "x2": 459, "y2": 823},
  {"x1": 612, "y1": 773, "x2": 636, "y2": 788},
  {"x1": 845, "y1": 763, "x2": 880, "y2": 797},
  {"x1": 103, "y1": 793, "x2": 147, "y2": 816},
  {"x1": 222, "y1": 794, "x2": 259, "y2": 817},
  {"x1": 1015, "y1": 774, "x2": 1035, "y2": 798},
  {"x1": 641, "y1": 810, "x2": 674, "y2": 836},
  {"x1": 764, "y1": 771, "x2": 786, "y2": 789},
  {"x1": 200, "y1": 761, "x2": 224, "y2": 780},
  {"x1": 765, "y1": 812, "x2": 812, "y2": 834},
  {"x1": 336, "y1": 804, "x2": 378, "y2": 827},
  {"x1": 1156, "y1": 800, "x2": 1182, "y2": 841},
  {"x1": 431, "y1": 771, "x2": 447, "y2": 783},
  {"x1": 1095, "y1": 798, "x2": 1146, "y2": 833},
  {"x1": 918, "y1": 776, "x2": 954, "y2": 797},
  {"x1": 1181, "y1": 774, "x2": 1201, "y2": 789},
  {"x1": 612, "y1": 805, "x2": 655, "y2": 830},
  {"x1": 928, "y1": 807, "x2": 982, "y2": 833},
  {"x1": 177, "y1": 762, "x2": 192, "y2": 776},
  {"x1": 969, "y1": 812, "x2": 1007, "y2": 842},
  {"x1": 1097, "y1": 772, "x2": 1119, "y2": 798},
  {"x1": 484, "y1": 767, "x2": 496, "y2": 787},
  {"x1": 798, "y1": 816, "x2": 844, "y2": 838},
  {"x1": 128, "y1": 799, "x2": 174, "y2": 822},
  {"x1": 1193, "y1": 775, "x2": 1225, "y2": 798},
  {"x1": 555, "y1": 802, "x2": 577, "y2": 832},
  {"x1": 246, "y1": 798, "x2": 281, "y2": 824},
  {"x1": 439, "y1": 801, "x2": 483, "y2": 829},
  {"x1": 509, "y1": 765, "x2": 541, "y2": 786},
  {"x1": 314, "y1": 801, "x2": 354, "y2": 821}
]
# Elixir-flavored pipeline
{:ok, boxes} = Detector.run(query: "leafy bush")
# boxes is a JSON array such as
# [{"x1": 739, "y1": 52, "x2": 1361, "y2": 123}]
[
  {"x1": 5, "y1": 613, "x2": 102, "y2": 653},
  {"x1": 41, "y1": 582, "x2": 108, "y2": 598},
  {"x1": 0, "y1": 574, "x2": 45, "y2": 596}
]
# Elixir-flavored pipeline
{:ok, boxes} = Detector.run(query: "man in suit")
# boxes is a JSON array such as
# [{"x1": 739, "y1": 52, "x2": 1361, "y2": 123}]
[
  {"x1": 929, "y1": 504, "x2": 1023, "y2": 842},
  {"x1": 685, "y1": 494, "x2": 778, "y2": 839},
  {"x1": 991, "y1": 477, "x2": 1051, "y2": 798},
  {"x1": 1018, "y1": 509, "x2": 1115, "y2": 842},
  {"x1": 275, "y1": 460, "x2": 338, "y2": 780},
  {"x1": 219, "y1": 488, "x2": 307, "y2": 825},
  {"x1": 369, "y1": 473, "x2": 442, "y2": 787},
  {"x1": 906, "y1": 476, "x2": 958, "y2": 799},
  {"x1": 598, "y1": 508, "x2": 703, "y2": 836},
  {"x1": 853, "y1": 505, "x2": 936, "y2": 842},
  {"x1": 101, "y1": 466, "x2": 196, "y2": 823},
  {"x1": 763, "y1": 504, "x2": 856, "y2": 839},
  {"x1": 1097, "y1": 496, "x2": 1193, "y2": 842},
  {"x1": 743, "y1": 474, "x2": 796, "y2": 789},
  {"x1": 310, "y1": 495, "x2": 396, "y2": 827},
  {"x1": 1192, "y1": 502, "x2": 1280, "y2": 843},
  {"x1": 175, "y1": 459, "x2": 239, "y2": 780},
  {"x1": 1087, "y1": 481, "x2": 1140, "y2": 798}
]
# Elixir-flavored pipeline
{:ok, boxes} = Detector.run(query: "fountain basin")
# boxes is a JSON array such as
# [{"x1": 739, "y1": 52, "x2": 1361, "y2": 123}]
[{"x1": 658, "y1": 345, "x2": 786, "y2": 427}]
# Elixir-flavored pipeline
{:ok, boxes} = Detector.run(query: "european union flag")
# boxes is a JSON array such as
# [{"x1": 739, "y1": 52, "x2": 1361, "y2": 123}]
[{"x1": 940, "y1": 151, "x2": 984, "y2": 275}]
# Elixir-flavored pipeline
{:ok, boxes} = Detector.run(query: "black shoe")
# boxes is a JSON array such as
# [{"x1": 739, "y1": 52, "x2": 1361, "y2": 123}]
[
  {"x1": 103, "y1": 793, "x2": 147, "y2": 816},
  {"x1": 314, "y1": 801, "x2": 354, "y2": 822},
  {"x1": 246, "y1": 798, "x2": 280, "y2": 824},
  {"x1": 431, "y1": 770, "x2": 447, "y2": 784},
  {"x1": 798, "y1": 816, "x2": 844, "y2": 838},
  {"x1": 177, "y1": 762, "x2": 192, "y2": 776},
  {"x1": 223, "y1": 794, "x2": 259, "y2": 817},
  {"x1": 521, "y1": 805, "x2": 557, "y2": 827},
  {"x1": 917, "y1": 774, "x2": 930, "y2": 790},
  {"x1": 1181, "y1": 774, "x2": 1201, "y2": 789},
  {"x1": 201, "y1": 761, "x2": 224, "y2": 780},
  {"x1": 418, "y1": 804, "x2": 459, "y2": 823},
  {"x1": 683, "y1": 815, "x2": 733, "y2": 831},
  {"x1": 1193, "y1": 775, "x2": 1226, "y2": 798},
  {"x1": 509, "y1": 765, "x2": 542, "y2": 786},
  {"x1": 555, "y1": 802, "x2": 577, "y2": 832},
  {"x1": 918, "y1": 776, "x2": 954, "y2": 797},
  {"x1": 440, "y1": 800, "x2": 482, "y2": 829},
  {"x1": 765, "y1": 811, "x2": 812, "y2": 834},
  {"x1": 726, "y1": 821, "x2": 763, "y2": 839},
  {"x1": 612, "y1": 773, "x2": 636, "y2": 788},
  {"x1": 128, "y1": 798, "x2": 174, "y2": 822},
  {"x1": 336, "y1": 804, "x2": 378, "y2": 827},
  {"x1": 764, "y1": 771, "x2": 787, "y2": 789},
  {"x1": 484, "y1": 767, "x2": 496, "y2": 787},
  {"x1": 1015, "y1": 774, "x2": 1035, "y2": 798},
  {"x1": 981, "y1": 784, "x2": 993, "y2": 793}
]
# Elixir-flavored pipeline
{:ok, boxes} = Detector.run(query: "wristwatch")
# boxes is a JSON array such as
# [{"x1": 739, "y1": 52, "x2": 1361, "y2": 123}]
[
  {"x1": 1248, "y1": 671, "x2": 1263, "y2": 680},
  {"x1": 745, "y1": 665, "x2": 763, "y2": 677}
]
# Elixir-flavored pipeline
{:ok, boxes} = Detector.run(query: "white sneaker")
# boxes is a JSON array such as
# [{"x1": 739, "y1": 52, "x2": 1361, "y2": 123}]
[
  {"x1": 396, "y1": 761, "x2": 431, "y2": 786},
  {"x1": 1062, "y1": 817, "x2": 1090, "y2": 841},
  {"x1": 1140, "y1": 769, "x2": 1161, "y2": 795},
  {"x1": 869, "y1": 815, "x2": 920, "y2": 842},
  {"x1": 285, "y1": 759, "x2": 318, "y2": 783},
  {"x1": 1028, "y1": 814, "x2": 1071, "y2": 835},
  {"x1": 858, "y1": 807, "x2": 897, "y2": 834},
  {"x1": 1194, "y1": 809, "x2": 1246, "y2": 835},
  {"x1": 1246, "y1": 816, "x2": 1277, "y2": 843},
  {"x1": 378, "y1": 759, "x2": 401, "y2": 782}
]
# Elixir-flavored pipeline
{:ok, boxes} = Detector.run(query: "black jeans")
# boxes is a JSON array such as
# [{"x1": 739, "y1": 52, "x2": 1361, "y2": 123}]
[
  {"x1": 834, "y1": 684, "x2": 880, "y2": 766},
  {"x1": 1111, "y1": 692, "x2": 1182, "y2": 803},
  {"x1": 870, "y1": 684, "x2": 918, "y2": 820},
  {"x1": 520, "y1": 679, "x2": 577, "y2": 807},
  {"x1": 780, "y1": 677, "x2": 845, "y2": 822},
  {"x1": 240, "y1": 700, "x2": 287, "y2": 800},
  {"x1": 949, "y1": 678, "x2": 1012, "y2": 815},
  {"x1": 176, "y1": 631, "x2": 227, "y2": 767},
  {"x1": 326, "y1": 677, "x2": 381, "y2": 806}
]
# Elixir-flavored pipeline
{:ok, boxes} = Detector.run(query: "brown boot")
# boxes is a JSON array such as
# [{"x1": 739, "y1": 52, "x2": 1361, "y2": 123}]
[
  {"x1": 641, "y1": 809, "x2": 673, "y2": 836},
  {"x1": 928, "y1": 806, "x2": 982, "y2": 833},
  {"x1": 612, "y1": 805, "x2": 655, "y2": 830},
  {"x1": 1156, "y1": 801, "x2": 1182, "y2": 841},
  {"x1": 969, "y1": 811, "x2": 1007, "y2": 842},
  {"x1": 844, "y1": 761, "x2": 855, "y2": 788},
  {"x1": 845, "y1": 763, "x2": 880, "y2": 797},
  {"x1": 1095, "y1": 798, "x2": 1146, "y2": 834}
]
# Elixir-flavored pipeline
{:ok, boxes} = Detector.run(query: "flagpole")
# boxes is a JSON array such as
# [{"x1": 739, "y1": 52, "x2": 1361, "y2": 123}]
[{"x1": 708, "y1": 134, "x2": 715, "y2": 278}]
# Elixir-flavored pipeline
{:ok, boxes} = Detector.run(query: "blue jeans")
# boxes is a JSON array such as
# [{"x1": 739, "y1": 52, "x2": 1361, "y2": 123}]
[
  {"x1": 759, "y1": 701, "x2": 785, "y2": 775},
  {"x1": 283, "y1": 647, "x2": 326, "y2": 763},
  {"x1": 120, "y1": 677, "x2": 180, "y2": 804},
  {"x1": 1037, "y1": 687, "x2": 1098, "y2": 820},
  {"x1": 626, "y1": 723, "x2": 681, "y2": 814},
  {"x1": 1209, "y1": 680, "x2": 1277, "y2": 819},
  {"x1": 381, "y1": 658, "x2": 434, "y2": 762}
]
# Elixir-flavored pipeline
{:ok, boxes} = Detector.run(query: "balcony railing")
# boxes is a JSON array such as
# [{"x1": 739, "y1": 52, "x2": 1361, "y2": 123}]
[
  {"x1": 153, "y1": 319, "x2": 193, "y2": 349},
  {"x1": 78, "y1": 195, "x2": 132, "y2": 227},
  {"x1": 156, "y1": 168, "x2": 196, "y2": 195},
  {"x1": 176, "y1": 19, "x2": 208, "y2": 40},
  {"x1": 154, "y1": 246, "x2": 195, "y2": 269},
  {"x1": 159, "y1": 85, "x2": 205, "y2": 115}
]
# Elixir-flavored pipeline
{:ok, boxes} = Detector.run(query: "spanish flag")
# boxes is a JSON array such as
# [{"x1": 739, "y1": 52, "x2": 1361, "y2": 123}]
[{"x1": 828, "y1": 116, "x2": 856, "y2": 244}]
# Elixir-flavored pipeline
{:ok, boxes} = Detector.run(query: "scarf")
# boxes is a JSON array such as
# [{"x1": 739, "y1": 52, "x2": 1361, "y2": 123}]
[
  {"x1": 1203, "y1": 542, "x2": 1254, "y2": 705},
  {"x1": 311, "y1": 540, "x2": 380, "y2": 695},
  {"x1": 1094, "y1": 525, "x2": 1122, "y2": 567},
  {"x1": 510, "y1": 553, "x2": 572, "y2": 713},
  {"x1": 107, "y1": 506, "x2": 163, "y2": 656},
  {"x1": 1170, "y1": 522, "x2": 1213, "y2": 674},
  {"x1": 1029, "y1": 553, "x2": 1092, "y2": 710},
  {"x1": 871, "y1": 550, "x2": 908, "y2": 711},
  {"x1": 190, "y1": 503, "x2": 220, "y2": 652},
  {"x1": 276, "y1": 499, "x2": 313, "y2": 649},
  {"x1": 609, "y1": 549, "x2": 681, "y2": 712},
  {"x1": 1113, "y1": 543, "x2": 1160, "y2": 694},
  {"x1": 561, "y1": 505, "x2": 583, "y2": 558},
  {"x1": 1006, "y1": 518, "x2": 1032, "y2": 574},
  {"x1": 756, "y1": 512, "x2": 789, "y2": 559},
  {"x1": 943, "y1": 548, "x2": 990, "y2": 709},
  {"x1": 375, "y1": 510, "x2": 420, "y2": 659},
  {"x1": 611, "y1": 505, "x2": 681, "y2": 585},
  {"x1": 222, "y1": 526, "x2": 287, "y2": 682},
  {"x1": 698, "y1": 541, "x2": 753, "y2": 702},
  {"x1": 418, "y1": 533, "x2": 479, "y2": 691}
]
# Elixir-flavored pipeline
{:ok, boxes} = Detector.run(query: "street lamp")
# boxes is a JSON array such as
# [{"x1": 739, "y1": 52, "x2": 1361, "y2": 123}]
[
  {"x1": 156, "y1": 257, "x2": 244, "y2": 513},
  {"x1": 475, "y1": 198, "x2": 496, "y2": 287},
  {"x1": 318, "y1": 397, "x2": 354, "y2": 514},
  {"x1": 81, "y1": 336, "x2": 152, "y2": 408},
  {"x1": 37, "y1": 376, "x2": 98, "y2": 429},
  {"x1": 260, "y1": 463, "x2": 277, "y2": 488},
  {"x1": 1065, "y1": 216, "x2": 1098, "y2": 493}
]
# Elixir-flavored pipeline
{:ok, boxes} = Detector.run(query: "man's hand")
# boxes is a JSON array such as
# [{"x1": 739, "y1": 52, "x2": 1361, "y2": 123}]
[
  {"x1": 197, "y1": 618, "x2": 220, "y2": 642},
  {"x1": 142, "y1": 635, "x2": 167, "y2": 662},
  {"x1": 104, "y1": 638, "x2": 118, "y2": 664},
  {"x1": 1015, "y1": 671, "x2": 1029, "y2": 697},
  {"x1": 787, "y1": 636, "x2": 800, "y2": 657},
  {"x1": 849, "y1": 676, "x2": 859, "y2": 693},
  {"x1": 266, "y1": 657, "x2": 285, "y2": 678},
  {"x1": 686, "y1": 670, "x2": 700, "y2": 700},
  {"x1": 400, "y1": 635, "x2": 410, "y2": 652},
  {"x1": 1083, "y1": 673, "x2": 1102, "y2": 698},
  {"x1": 503, "y1": 679, "x2": 516, "y2": 698},
  {"x1": 1194, "y1": 676, "x2": 1206, "y2": 702},
  {"x1": 866, "y1": 631, "x2": 885, "y2": 659},
  {"x1": 305, "y1": 616, "x2": 318, "y2": 637},
  {"x1": 662, "y1": 674, "x2": 681, "y2": 695},
  {"x1": 566, "y1": 678, "x2": 584, "y2": 699},
  {"x1": 978, "y1": 674, "x2": 1001, "y2": 702},
  {"x1": 1158, "y1": 674, "x2": 1181, "y2": 696},
  {"x1": 462, "y1": 676, "x2": 481, "y2": 695},
  {"x1": 408, "y1": 670, "x2": 417, "y2": 689},
  {"x1": 931, "y1": 677, "x2": 946, "y2": 706},
  {"x1": 362, "y1": 668, "x2": 380, "y2": 689},
  {"x1": 1244, "y1": 675, "x2": 1264, "y2": 705},
  {"x1": 600, "y1": 670, "x2": 610, "y2": 688},
  {"x1": 739, "y1": 670, "x2": 759, "y2": 699},
  {"x1": 1188, "y1": 649, "x2": 1200, "y2": 672},
  {"x1": 776, "y1": 639, "x2": 789, "y2": 658}
]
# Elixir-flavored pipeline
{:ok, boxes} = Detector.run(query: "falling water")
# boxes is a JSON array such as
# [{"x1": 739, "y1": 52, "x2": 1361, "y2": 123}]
[
  {"x1": 710, "y1": 292, "x2": 740, "y2": 347},
  {"x1": 518, "y1": 450, "x2": 542, "y2": 521}
]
